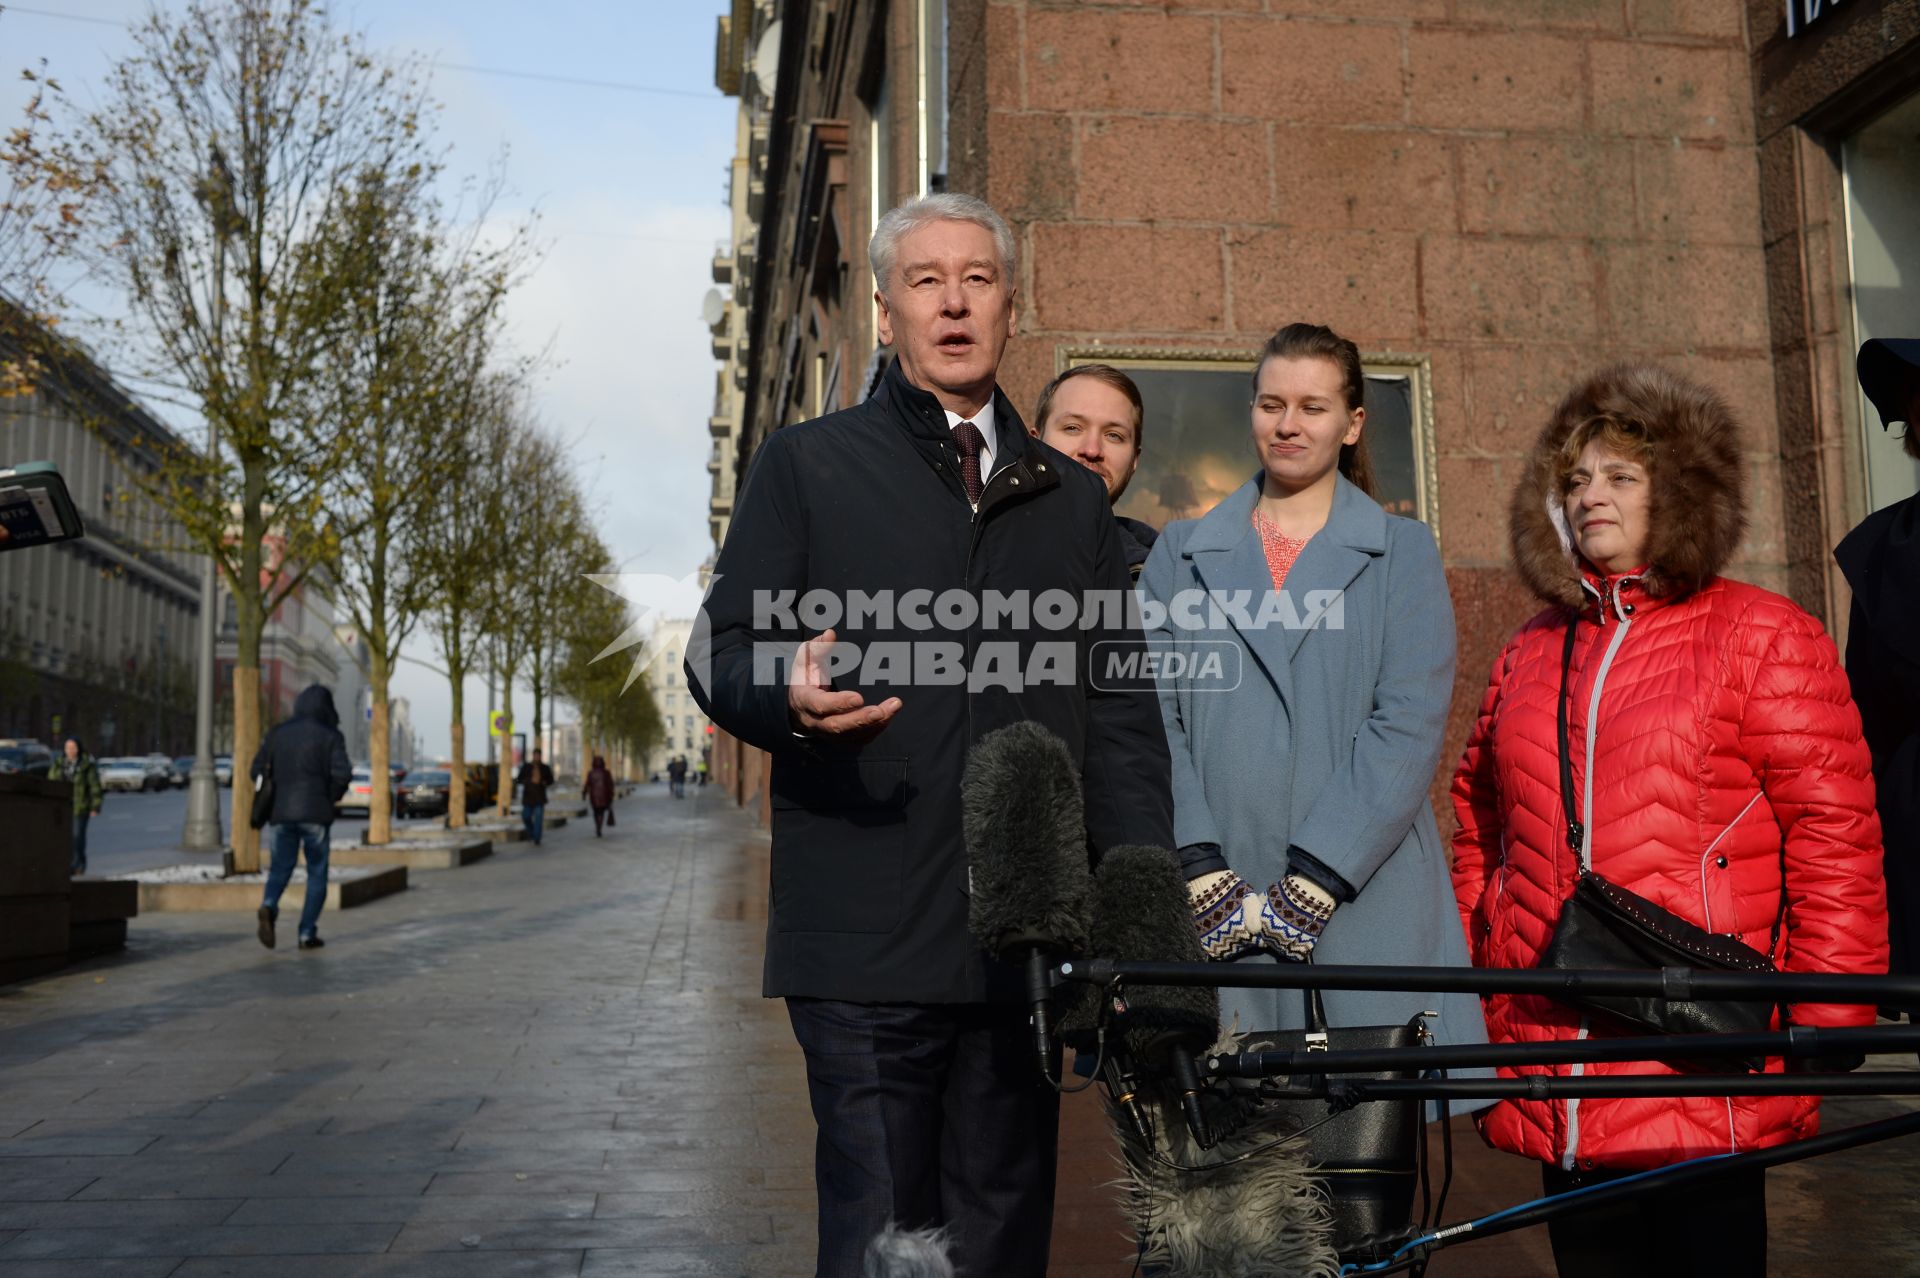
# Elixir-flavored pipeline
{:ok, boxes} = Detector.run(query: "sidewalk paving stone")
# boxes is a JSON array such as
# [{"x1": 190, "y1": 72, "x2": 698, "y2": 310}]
[{"x1": 3, "y1": 783, "x2": 1918, "y2": 1275}]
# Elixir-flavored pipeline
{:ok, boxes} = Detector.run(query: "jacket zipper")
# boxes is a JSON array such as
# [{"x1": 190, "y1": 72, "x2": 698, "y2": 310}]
[
  {"x1": 957, "y1": 452, "x2": 1045, "y2": 761},
  {"x1": 1561, "y1": 572, "x2": 1639, "y2": 1170}
]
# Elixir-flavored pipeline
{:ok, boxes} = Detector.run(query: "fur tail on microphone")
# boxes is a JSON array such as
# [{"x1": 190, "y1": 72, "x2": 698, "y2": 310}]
[
  {"x1": 862, "y1": 1223, "x2": 955, "y2": 1278},
  {"x1": 1110, "y1": 1026, "x2": 1341, "y2": 1278}
]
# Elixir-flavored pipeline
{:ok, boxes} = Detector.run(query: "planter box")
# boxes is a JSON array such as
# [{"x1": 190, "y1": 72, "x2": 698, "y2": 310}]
[
  {"x1": 333, "y1": 838, "x2": 492, "y2": 870},
  {"x1": 436, "y1": 820, "x2": 527, "y2": 845},
  {"x1": 124, "y1": 864, "x2": 407, "y2": 913},
  {"x1": 69, "y1": 878, "x2": 139, "y2": 924},
  {"x1": 0, "y1": 774, "x2": 71, "y2": 897}
]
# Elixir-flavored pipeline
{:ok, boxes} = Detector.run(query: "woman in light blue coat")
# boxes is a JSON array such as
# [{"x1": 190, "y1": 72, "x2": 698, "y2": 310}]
[{"x1": 1137, "y1": 323, "x2": 1488, "y2": 1053}]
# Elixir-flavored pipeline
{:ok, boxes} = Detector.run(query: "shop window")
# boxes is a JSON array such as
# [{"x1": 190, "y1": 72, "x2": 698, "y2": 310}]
[
  {"x1": 1843, "y1": 87, "x2": 1920, "y2": 512},
  {"x1": 1058, "y1": 349, "x2": 1440, "y2": 541}
]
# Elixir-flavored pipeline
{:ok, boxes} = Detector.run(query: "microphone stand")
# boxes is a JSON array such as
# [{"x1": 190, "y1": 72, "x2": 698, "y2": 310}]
[
  {"x1": 1347, "y1": 1108, "x2": 1920, "y2": 1274},
  {"x1": 1058, "y1": 957, "x2": 1920, "y2": 1006},
  {"x1": 1207, "y1": 1022, "x2": 1920, "y2": 1080},
  {"x1": 1024, "y1": 946, "x2": 1056, "y2": 1083}
]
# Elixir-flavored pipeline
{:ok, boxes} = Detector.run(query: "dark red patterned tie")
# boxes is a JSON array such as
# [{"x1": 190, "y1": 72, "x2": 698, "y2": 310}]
[{"x1": 953, "y1": 420, "x2": 985, "y2": 505}]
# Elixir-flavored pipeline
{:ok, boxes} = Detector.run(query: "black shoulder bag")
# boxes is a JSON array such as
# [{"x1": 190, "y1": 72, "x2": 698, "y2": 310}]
[
  {"x1": 1260, "y1": 979, "x2": 1425, "y2": 1257},
  {"x1": 249, "y1": 741, "x2": 276, "y2": 831},
  {"x1": 1536, "y1": 618, "x2": 1784, "y2": 1060}
]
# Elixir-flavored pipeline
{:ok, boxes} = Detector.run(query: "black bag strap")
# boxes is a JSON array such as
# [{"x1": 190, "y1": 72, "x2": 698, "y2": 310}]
[
  {"x1": 1559, "y1": 609, "x2": 1790, "y2": 966},
  {"x1": 1302, "y1": 955, "x2": 1329, "y2": 1033},
  {"x1": 1557, "y1": 619, "x2": 1585, "y2": 862}
]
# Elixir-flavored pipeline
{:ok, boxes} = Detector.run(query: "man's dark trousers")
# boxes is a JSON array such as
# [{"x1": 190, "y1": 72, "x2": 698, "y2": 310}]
[{"x1": 786, "y1": 998, "x2": 1060, "y2": 1277}]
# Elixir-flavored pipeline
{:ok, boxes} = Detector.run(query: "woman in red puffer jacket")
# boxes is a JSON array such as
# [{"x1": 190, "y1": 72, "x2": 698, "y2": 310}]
[{"x1": 1451, "y1": 364, "x2": 1887, "y2": 1277}]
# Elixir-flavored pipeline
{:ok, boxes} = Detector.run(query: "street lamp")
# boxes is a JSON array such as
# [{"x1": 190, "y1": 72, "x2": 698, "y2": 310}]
[{"x1": 182, "y1": 142, "x2": 242, "y2": 854}]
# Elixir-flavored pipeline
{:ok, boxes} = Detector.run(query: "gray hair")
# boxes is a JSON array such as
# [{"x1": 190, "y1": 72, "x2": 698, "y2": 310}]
[{"x1": 869, "y1": 193, "x2": 1017, "y2": 297}]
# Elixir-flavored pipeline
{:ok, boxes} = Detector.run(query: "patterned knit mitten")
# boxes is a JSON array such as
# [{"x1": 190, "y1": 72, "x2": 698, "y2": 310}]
[
  {"x1": 1260, "y1": 873, "x2": 1337, "y2": 962},
  {"x1": 1188, "y1": 870, "x2": 1266, "y2": 962}
]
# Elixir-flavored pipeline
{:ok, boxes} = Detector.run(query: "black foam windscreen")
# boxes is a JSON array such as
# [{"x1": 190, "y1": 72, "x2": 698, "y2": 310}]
[
  {"x1": 1078, "y1": 844, "x2": 1220, "y2": 1063},
  {"x1": 961, "y1": 721, "x2": 1093, "y2": 960}
]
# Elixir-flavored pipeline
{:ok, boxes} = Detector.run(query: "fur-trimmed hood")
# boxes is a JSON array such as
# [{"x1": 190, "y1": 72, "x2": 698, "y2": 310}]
[{"x1": 1510, "y1": 364, "x2": 1747, "y2": 610}]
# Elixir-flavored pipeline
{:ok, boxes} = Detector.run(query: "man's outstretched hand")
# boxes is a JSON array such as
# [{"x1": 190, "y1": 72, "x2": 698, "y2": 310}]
[{"x1": 788, "y1": 628, "x2": 903, "y2": 740}]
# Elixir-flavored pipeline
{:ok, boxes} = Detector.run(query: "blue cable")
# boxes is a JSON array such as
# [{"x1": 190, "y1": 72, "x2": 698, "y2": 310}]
[{"x1": 1338, "y1": 1151, "x2": 1740, "y2": 1274}]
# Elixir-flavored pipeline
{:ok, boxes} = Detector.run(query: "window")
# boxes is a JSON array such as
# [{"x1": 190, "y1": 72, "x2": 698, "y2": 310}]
[
  {"x1": 1059, "y1": 348, "x2": 1440, "y2": 538},
  {"x1": 1842, "y1": 87, "x2": 1920, "y2": 513},
  {"x1": 917, "y1": 0, "x2": 947, "y2": 194}
]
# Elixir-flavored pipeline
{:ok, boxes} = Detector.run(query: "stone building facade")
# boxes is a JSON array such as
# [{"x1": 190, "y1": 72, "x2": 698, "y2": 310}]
[
  {"x1": 709, "y1": 0, "x2": 1920, "y2": 811},
  {"x1": 0, "y1": 329, "x2": 201, "y2": 756}
]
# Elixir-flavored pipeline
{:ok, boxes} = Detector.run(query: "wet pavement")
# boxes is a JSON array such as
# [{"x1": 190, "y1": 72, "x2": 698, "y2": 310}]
[{"x1": 2, "y1": 786, "x2": 1917, "y2": 1275}]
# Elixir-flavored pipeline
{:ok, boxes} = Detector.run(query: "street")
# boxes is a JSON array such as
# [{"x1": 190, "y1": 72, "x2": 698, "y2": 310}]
[
  {"x1": 0, "y1": 788, "x2": 1915, "y2": 1276},
  {"x1": 78, "y1": 788, "x2": 466, "y2": 879},
  {"x1": 78, "y1": 790, "x2": 216, "y2": 879}
]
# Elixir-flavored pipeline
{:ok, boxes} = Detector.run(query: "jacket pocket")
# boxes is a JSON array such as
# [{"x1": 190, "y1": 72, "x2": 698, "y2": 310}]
[{"x1": 769, "y1": 757, "x2": 912, "y2": 935}]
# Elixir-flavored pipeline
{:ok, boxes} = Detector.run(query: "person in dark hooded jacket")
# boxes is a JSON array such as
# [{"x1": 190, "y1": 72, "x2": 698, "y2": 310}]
[
  {"x1": 250, "y1": 684, "x2": 352, "y2": 950},
  {"x1": 1837, "y1": 338, "x2": 1920, "y2": 1013},
  {"x1": 582, "y1": 755, "x2": 615, "y2": 835}
]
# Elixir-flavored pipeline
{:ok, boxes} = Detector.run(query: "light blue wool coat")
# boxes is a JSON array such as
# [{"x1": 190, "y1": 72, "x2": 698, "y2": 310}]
[{"x1": 1138, "y1": 474, "x2": 1490, "y2": 1062}]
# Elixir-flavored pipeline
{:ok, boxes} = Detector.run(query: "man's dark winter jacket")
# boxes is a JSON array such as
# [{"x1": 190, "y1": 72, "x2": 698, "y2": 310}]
[
  {"x1": 1116, "y1": 515, "x2": 1159, "y2": 581},
  {"x1": 515, "y1": 762, "x2": 554, "y2": 807},
  {"x1": 251, "y1": 684, "x2": 352, "y2": 826},
  {"x1": 1837, "y1": 492, "x2": 1920, "y2": 996},
  {"x1": 688, "y1": 360, "x2": 1174, "y2": 1003}
]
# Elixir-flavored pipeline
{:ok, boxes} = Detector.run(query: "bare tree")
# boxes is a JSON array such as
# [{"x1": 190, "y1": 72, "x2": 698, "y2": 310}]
[
  {"x1": 313, "y1": 164, "x2": 531, "y2": 845},
  {"x1": 482, "y1": 423, "x2": 559, "y2": 815},
  {"x1": 418, "y1": 372, "x2": 519, "y2": 829},
  {"x1": 46, "y1": 0, "x2": 434, "y2": 868},
  {"x1": 557, "y1": 579, "x2": 664, "y2": 780},
  {"x1": 0, "y1": 54, "x2": 96, "y2": 397}
]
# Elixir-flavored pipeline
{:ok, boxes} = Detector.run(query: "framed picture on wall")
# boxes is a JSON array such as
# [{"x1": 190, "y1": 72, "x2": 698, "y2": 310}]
[{"x1": 1056, "y1": 347, "x2": 1440, "y2": 545}]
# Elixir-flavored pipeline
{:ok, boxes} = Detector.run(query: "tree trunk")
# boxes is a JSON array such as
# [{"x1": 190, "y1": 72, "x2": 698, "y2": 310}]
[
  {"x1": 227, "y1": 458, "x2": 269, "y2": 873},
  {"x1": 447, "y1": 668, "x2": 467, "y2": 830},
  {"x1": 228, "y1": 663, "x2": 261, "y2": 872},
  {"x1": 495, "y1": 678, "x2": 514, "y2": 816},
  {"x1": 367, "y1": 648, "x2": 392, "y2": 846},
  {"x1": 531, "y1": 670, "x2": 543, "y2": 772}
]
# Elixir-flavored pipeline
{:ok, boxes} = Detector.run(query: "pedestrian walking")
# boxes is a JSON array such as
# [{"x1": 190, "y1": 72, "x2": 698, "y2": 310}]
[
  {"x1": 514, "y1": 748, "x2": 554, "y2": 845},
  {"x1": 251, "y1": 684, "x2": 352, "y2": 951},
  {"x1": 666, "y1": 755, "x2": 687, "y2": 799},
  {"x1": 1838, "y1": 339, "x2": 1920, "y2": 1016},
  {"x1": 1451, "y1": 364, "x2": 1888, "y2": 1277},
  {"x1": 689, "y1": 193, "x2": 1171, "y2": 1278},
  {"x1": 1137, "y1": 321, "x2": 1489, "y2": 1053},
  {"x1": 47, "y1": 737, "x2": 103, "y2": 876},
  {"x1": 583, "y1": 754, "x2": 615, "y2": 836}
]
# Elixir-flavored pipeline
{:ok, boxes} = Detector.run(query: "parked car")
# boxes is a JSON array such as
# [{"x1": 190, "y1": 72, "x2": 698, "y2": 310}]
[
  {"x1": 400, "y1": 769, "x2": 453, "y2": 818},
  {"x1": 142, "y1": 754, "x2": 176, "y2": 789},
  {"x1": 99, "y1": 757, "x2": 154, "y2": 792},
  {"x1": 336, "y1": 765, "x2": 400, "y2": 816},
  {"x1": 0, "y1": 740, "x2": 53, "y2": 775},
  {"x1": 171, "y1": 756, "x2": 196, "y2": 787},
  {"x1": 213, "y1": 755, "x2": 233, "y2": 786}
]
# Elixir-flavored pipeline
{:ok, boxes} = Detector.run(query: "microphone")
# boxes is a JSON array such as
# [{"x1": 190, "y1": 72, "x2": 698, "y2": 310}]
[
  {"x1": 962, "y1": 721, "x2": 1094, "y2": 1079},
  {"x1": 1064, "y1": 854, "x2": 1335, "y2": 1274},
  {"x1": 1077, "y1": 844, "x2": 1222, "y2": 1149}
]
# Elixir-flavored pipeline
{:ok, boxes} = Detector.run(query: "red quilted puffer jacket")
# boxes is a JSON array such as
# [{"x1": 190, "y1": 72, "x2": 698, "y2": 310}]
[{"x1": 1451, "y1": 365, "x2": 1887, "y2": 1173}]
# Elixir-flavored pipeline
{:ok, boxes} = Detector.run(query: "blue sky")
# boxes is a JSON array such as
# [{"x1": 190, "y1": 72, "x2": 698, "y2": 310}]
[{"x1": 1, "y1": 0, "x2": 737, "y2": 757}]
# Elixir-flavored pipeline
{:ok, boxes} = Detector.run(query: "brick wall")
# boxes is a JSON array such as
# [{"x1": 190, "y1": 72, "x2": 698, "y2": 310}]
[{"x1": 958, "y1": 0, "x2": 1785, "y2": 804}]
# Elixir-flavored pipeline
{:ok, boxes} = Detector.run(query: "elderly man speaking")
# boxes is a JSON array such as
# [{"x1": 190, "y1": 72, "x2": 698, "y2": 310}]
[{"x1": 689, "y1": 194, "x2": 1172, "y2": 1275}]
